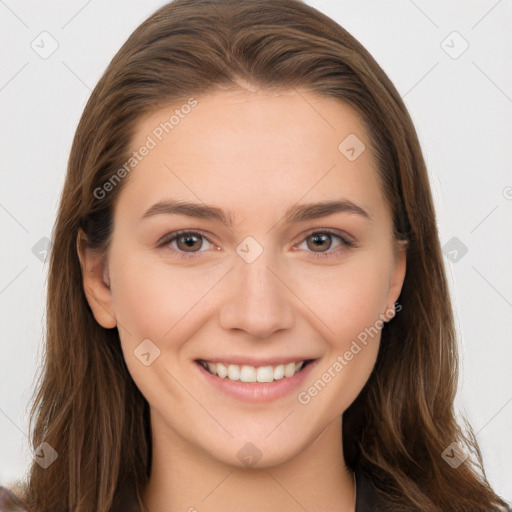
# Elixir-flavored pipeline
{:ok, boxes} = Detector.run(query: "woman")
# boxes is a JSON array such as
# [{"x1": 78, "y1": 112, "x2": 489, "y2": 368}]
[{"x1": 1, "y1": 0, "x2": 510, "y2": 510}]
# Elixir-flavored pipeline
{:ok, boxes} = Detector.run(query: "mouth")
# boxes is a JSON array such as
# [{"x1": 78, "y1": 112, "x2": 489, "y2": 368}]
[{"x1": 196, "y1": 359, "x2": 315, "y2": 383}]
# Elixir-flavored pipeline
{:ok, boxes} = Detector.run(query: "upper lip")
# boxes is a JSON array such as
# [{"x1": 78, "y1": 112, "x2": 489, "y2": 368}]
[{"x1": 196, "y1": 357, "x2": 317, "y2": 367}]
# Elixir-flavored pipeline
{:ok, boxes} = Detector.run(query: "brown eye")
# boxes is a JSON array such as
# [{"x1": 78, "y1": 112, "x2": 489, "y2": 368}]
[
  {"x1": 157, "y1": 230, "x2": 217, "y2": 260},
  {"x1": 294, "y1": 230, "x2": 355, "y2": 260},
  {"x1": 176, "y1": 233, "x2": 204, "y2": 252},
  {"x1": 306, "y1": 233, "x2": 334, "y2": 252}
]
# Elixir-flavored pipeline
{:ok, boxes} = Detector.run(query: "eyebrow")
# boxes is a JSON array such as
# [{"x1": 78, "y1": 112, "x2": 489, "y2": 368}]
[{"x1": 140, "y1": 198, "x2": 371, "y2": 225}]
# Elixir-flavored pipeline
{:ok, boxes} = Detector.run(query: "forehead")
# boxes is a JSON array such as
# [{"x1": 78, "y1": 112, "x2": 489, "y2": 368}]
[
  {"x1": 133, "y1": 88, "x2": 371, "y2": 157},
  {"x1": 117, "y1": 89, "x2": 387, "y2": 227}
]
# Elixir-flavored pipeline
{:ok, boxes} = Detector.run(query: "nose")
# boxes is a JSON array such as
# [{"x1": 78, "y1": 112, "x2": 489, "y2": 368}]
[{"x1": 219, "y1": 251, "x2": 295, "y2": 338}]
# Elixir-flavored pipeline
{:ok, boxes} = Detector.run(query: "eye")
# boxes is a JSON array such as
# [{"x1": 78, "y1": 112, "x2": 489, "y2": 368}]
[
  {"x1": 157, "y1": 230, "x2": 215, "y2": 258},
  {"x1": 294, "y1": 229, "x2": 355, "y2": 260},
  {"x1": 157, "y1": 228, "x2": 356, "y2": 261}
]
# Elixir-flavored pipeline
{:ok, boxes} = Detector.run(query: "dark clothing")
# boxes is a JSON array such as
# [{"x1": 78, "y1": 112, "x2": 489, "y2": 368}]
[{"x1": 355, "y1": 470, "x2": 391, "y2": 511}]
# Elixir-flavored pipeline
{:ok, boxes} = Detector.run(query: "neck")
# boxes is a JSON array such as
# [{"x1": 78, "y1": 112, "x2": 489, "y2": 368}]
[{"x1": 141, "y1": 414, "x2": 356, "y2": 512}]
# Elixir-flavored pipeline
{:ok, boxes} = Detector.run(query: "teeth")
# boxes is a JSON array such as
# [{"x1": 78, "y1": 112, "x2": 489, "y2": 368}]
[
  {"x1": 273, "y1": 364, "x2": 285, "y2": 380},
  {"x1": 200, "y1": 360, "x2": 308, "y2": 382},
  {"x1": 240, "y1": 365, "x2": 257, "y2": 383},
  {"x1": 216, "y1": 362, "x2": 228, "y2": 379},
  {"x1": 227, "y1": 364, "x2": 240, "y2": 381},
  {"x1": 284, "y1": 362, "x2": 296, "y2": 378},
  {"x1": 256, "y1": 366, "x2": 273, "y2": 383}
]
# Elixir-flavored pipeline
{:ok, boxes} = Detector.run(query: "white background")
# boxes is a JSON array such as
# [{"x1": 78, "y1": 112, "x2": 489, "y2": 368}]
[{"x1": 1, "y1": 0, "x2": 511, "y2": 503}]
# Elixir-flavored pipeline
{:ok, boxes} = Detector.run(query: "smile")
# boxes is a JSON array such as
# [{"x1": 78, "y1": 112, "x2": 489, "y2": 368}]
[{"x1": 197, "y1": 359, "x2": 314, "y2": 383}]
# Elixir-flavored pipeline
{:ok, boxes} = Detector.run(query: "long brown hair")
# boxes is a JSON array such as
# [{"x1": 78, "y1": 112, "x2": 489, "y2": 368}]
[{"x1": 14, "y1": 0, "x2": 509, "y2": 510}]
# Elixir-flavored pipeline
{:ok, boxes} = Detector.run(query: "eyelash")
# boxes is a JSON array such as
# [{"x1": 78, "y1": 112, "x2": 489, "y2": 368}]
[{"x1": 157, "y1": 229, "x2": 356, "y2": 261}]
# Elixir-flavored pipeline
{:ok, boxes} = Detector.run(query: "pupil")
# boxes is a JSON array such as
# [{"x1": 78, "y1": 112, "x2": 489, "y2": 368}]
[
  {"x1": 310, "y1": 233, "x2": 331, "y2": 251},
  {"x1": 179, "y1": 234, "x2": 200, "y2": 251}
]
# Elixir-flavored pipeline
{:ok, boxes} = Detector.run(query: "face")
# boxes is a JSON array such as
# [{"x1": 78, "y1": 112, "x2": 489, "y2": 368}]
[{"x1": 80, "y1": 88, "x2": 406, "y2": 468}]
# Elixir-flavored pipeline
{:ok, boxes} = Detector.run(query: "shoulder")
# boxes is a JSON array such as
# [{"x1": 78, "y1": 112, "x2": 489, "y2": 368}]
[
  {"x1": 354, "y1": 472, "x2": 512, "y2": 512},
  {"x1": 0, "y1": 486, "x2": 28, "y2": 512},
  {"x1": 354, "y1": 470, "x2": 417, "y2": 511}
]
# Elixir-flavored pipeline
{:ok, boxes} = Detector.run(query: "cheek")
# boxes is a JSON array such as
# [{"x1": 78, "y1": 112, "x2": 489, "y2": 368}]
[
  {"x1": 107, "y1": 250, "x2": 208, "y2": 404},
  {"x1": 290, "y1": 258, "x2": 390, "y2": 411},
  {"x1": 108, "y1": 247, "x2": 228, "y2": 374},
  {"x1": 292, "y1": 255, "x2": 391, "y2": 339},
  {"x1": 109, "y1": 248, "x2": 209, "y2": 332},
  {"x1": 110, "y1": 241, "x2": 392, "y2": 350}
]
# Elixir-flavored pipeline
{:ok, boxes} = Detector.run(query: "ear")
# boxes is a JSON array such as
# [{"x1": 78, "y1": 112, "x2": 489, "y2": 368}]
[
  {"x1": 384, "y1": 241, "x2": 407, "y2": 318},
  {"x1": 76, "y1": 229, "x2": 117, "y2": 329}
]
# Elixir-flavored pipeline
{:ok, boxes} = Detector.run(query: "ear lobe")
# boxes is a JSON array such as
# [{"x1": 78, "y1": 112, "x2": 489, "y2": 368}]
[{"x1": 76, "y1": 229, "x2": 117, "y2": 329}]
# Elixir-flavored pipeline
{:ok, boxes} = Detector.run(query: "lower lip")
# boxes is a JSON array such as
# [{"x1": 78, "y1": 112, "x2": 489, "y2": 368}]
[{"x1": 196, "y1": 360, "x2": 317, "y2": 403}]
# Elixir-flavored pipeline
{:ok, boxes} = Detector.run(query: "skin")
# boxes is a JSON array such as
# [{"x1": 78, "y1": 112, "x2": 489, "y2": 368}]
[{"x1": 79, "y1": 88, "x2": 406, "y2": 512}]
